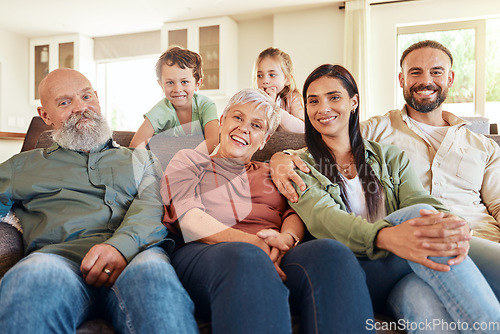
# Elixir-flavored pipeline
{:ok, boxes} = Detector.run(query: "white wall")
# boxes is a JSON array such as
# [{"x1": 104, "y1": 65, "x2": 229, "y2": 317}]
[
  {"x1": 273, "y1": 5, "x2": 344, "y2": 91},
  {"x1": 0, "y1": 139, "x2": 23, "y2": 163},
  {"x1": 0, "y1": 28, "x2": 36, "y2": 133},
  {"x1": 369, "y1": 0, "x2": 500, "y2": 118},
  {"x1": 236, "y1": 4, "x2": 344, "y2": 94},
  {"x1": 0, "y1": 28, "x2": 34, "y2": 161},
  {"x1": 237, "y1": 16, "x2": 274, "y2": 91}
]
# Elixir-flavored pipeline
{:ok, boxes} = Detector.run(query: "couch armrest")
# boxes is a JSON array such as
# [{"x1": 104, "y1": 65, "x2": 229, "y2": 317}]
[{"x1": 0, "y1": 223, "x2": 24, "y2": 278}]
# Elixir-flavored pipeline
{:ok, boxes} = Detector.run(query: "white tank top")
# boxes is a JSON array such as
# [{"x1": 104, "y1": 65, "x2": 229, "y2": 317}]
[{"x1": 341, "y1": 174, "x2": 386, "y2": 222}]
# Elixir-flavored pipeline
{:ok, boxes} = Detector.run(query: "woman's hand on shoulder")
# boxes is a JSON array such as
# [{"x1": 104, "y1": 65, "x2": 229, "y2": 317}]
[{"x1": 269, "y1": 152, "x2": 309, "y2": 202}]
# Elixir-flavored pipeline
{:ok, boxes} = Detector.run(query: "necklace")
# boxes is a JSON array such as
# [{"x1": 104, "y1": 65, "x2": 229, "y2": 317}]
[{"x1": 338, "y1": 157, "x2": 354, "y2": 174}]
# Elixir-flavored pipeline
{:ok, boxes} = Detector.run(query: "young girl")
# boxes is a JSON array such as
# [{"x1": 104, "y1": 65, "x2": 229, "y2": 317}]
[
  {"x1": 288, "y1": 64, "x2": 500, "y2": 329},
  {"x1": 253, "y1": 47, "x2": 304, "y2": 133}
]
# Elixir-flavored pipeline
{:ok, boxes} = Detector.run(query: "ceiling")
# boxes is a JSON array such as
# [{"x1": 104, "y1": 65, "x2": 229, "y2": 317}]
[{"x1": 0, "y1": 0, "x2": 342, "y2": 38}]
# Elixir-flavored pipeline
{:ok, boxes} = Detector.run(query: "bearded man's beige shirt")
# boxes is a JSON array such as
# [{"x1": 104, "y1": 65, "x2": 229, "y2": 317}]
[{"x1": 361, "y1": 105, "x2": 500, "y2": 242}]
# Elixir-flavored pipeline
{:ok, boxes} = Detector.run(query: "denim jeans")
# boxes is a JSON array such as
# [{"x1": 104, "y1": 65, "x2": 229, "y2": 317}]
[
  {"x1": 360, "y1": 204, "x2": 500, "y2": 334},
  {"x1": 0, "y1": 246, "x2": 198, "y2": 334},
  {"x1": 388, "y1": 236, "x2": 500, "y2": 334},
  {"x1": 468, "y1": 236, "x2": 500, "y2": 299},
  {"x1": 173, "y1": 239, "x2": 374, "y2": 334}
]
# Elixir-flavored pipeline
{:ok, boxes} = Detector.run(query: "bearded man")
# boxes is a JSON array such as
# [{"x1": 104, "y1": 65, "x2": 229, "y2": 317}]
[
  {"x1": 0, "y1": 69, "x2": 198, "y2": 333},
  {"x1": 360, "y1": 40, "x2": 500, "y2": 243}
]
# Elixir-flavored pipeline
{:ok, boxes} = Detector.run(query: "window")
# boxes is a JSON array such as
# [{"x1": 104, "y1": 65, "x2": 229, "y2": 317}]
[
  {"x1": 397, "y1": 18, "x2": 500, "y2": 128},
  {"x1": 485, "y1": 18, "x2": 500, "y2": 127},
  {"x1": 96, "y1": 56, "x2": 162, "y2": 131}
]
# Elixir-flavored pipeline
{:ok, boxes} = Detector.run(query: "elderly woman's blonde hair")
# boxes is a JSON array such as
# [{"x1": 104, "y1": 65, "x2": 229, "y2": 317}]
[{"x1": 221, "y1": 88, "x2": 281, "y2": 138}]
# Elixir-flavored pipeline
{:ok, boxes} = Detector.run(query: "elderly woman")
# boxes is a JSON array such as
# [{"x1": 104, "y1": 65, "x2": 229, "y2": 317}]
[{"x1": 162, "y1": 88, "x2": 375, "y2": 334}]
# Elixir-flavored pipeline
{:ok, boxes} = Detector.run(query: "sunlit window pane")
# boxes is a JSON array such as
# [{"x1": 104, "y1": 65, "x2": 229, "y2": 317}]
[
  {"x1": 96, "y1": 57, "x2": 162, "y2": 131},
  {"x1": 397, "y1": 29, "x2": 475, "y2": 117},
  {"x1": 485, "y1": 18, "x2": 500, "y2": 128}
]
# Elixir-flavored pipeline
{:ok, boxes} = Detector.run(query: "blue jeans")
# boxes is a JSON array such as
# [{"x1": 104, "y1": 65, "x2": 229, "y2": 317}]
[
  {"x1": 388, "y1": 236, "x2": 500, "y2": 334},
  {"x1": 173, "y1": 239, "x2": 374, "y2": 334},
  {"x1": 468, "y1": 236, "x2": 500, "y2": 299},
  {"x1": 360, "y1": 204, "x2": 500, "y2": 334},
  {"x1": 0, "y1": 246, "x2": 198, "y2": 334}
]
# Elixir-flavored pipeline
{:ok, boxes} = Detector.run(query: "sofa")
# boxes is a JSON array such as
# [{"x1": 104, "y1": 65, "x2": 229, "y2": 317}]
[{"x1": 2, "y1": 116, "x2": 500, "y2": 333}]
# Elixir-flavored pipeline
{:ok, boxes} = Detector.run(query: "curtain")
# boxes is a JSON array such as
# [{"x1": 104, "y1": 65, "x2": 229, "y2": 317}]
[
  {"x1": 343, "y1": 0, "x2": 371, "y2": 120},
  {"x1": 94, "y1": 31, "x2": 161, "y2": 61}
]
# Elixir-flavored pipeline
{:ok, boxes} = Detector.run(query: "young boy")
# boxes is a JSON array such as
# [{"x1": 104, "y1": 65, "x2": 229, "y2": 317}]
[{"x1": 130, "y1": 46, "x2": 219, "y2": 153}]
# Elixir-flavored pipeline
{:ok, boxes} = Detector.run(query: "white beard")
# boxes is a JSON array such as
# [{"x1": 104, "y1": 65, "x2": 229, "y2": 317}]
[{"x1": 51, "y1": 111, "x2": 113, "y2": 152}]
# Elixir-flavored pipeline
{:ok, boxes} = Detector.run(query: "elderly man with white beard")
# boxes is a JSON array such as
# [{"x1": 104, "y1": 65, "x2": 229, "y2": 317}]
[{"x1": 0, "y1": 69, "x2": 198, "y2": 334}]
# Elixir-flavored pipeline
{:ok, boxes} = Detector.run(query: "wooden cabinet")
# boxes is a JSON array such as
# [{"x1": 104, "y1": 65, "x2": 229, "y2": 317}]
[
  {"x1": 29, "y1": 34, "x2": 94, "y2": 105},
  {"x1": 161, "y1": 16, "x2": 237, "y2": 99}
]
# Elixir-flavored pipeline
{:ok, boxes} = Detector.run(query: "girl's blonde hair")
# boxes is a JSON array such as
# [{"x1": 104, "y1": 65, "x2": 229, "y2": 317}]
[{"x1": 253, "y1": 47, "x2": 301, "y2": 111}]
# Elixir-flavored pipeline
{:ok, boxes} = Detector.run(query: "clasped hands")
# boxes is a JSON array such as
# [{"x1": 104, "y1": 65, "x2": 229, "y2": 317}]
[
  {"x1": 377, "y1": 209, "x2": 472, "y2": 272},
  {"x1": 254, "y1": 229, "x2": 296, "y2": 281}
]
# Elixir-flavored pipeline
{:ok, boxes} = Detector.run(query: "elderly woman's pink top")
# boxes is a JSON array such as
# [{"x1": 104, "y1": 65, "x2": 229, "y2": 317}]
[{"x1": 162, "y1": 149, "x2": 295, "y2": 238}]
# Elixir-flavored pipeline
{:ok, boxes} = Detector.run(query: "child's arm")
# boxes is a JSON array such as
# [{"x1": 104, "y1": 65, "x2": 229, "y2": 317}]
[
  {"x1": 130, "y1": 119, "x2": 155, "y2": 148},
  {"x1": 203, "y1": 119, "x2": 220, "y2": 154},
  {"x1": 278, "y1": 109, "x2": 305, "y2": 133},
  {"x1": 288, "y1": 91, "x2": 305, "y2": 121},
  {"x1": 278, "y1": 91, "x2": 305, "y2": 133}
]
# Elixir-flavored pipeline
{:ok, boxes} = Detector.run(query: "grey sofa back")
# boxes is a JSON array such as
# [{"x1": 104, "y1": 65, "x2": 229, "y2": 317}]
[
  {"x1": 486, "y1": 134, "x2": 500, "y2": 146},
  {"x1": 35, "y1": 129, "x2": 307, "y2": 166}
]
